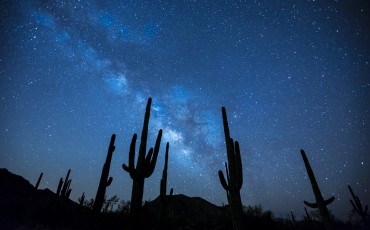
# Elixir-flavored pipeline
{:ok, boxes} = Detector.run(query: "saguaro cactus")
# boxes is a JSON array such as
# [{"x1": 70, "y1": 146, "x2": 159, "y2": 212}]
[
  {"x1": 218, "y1": 107, "x2": 244, "y2": 230},
  {"x1": 57, "y1": 169, "x2": 72, "y2": 199},
  {"x1": 78, "y1": 192, "x2": 86, "y2": 206},
  {"x1": 35, "y1": 172, "x2": 43, "y2": 189},
  {"x1": 93, "y1": 134, "x2": 116, "y2": 213},
  {"x1": 348, "y1": 184, "x2": 369, "y2": 223},
  {"x1": 122, "y1": 97, "x2": 162, "y2": 217},
  {"x1": 159, "y1": 142, "x2": 173, "y2": 229},
  {"x1": 300, "y1": 149, "x2": 335, "y2": 229}
]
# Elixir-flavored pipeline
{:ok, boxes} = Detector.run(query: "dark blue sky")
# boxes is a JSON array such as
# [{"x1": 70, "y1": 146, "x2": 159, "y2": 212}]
[{"x1": 1, "y1": 0, "x2": 369, "y2": 221}]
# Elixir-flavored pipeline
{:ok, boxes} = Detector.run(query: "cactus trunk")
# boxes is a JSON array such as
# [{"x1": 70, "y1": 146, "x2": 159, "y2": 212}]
[
  {"x1": 93, "y1": 134, "x2": 116, "y2": 213},
  {"x1": 130, "y1": 178, "x2": 145, "y2": 215}
]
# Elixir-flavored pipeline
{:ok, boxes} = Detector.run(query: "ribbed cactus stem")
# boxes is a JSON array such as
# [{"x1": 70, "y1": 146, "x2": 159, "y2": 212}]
[
  {"x1": 122, "y1": 97, "x2": 162, "y2": 217},
  {"x1": 300, "y1": 149, "x2": 335, "y2": 229},
  {"x1": 218, "y1": 106, "x2": 244, "y2": 230},
  {"x1": 93, "y1": 134, "x2": 116, "y2": 213}
]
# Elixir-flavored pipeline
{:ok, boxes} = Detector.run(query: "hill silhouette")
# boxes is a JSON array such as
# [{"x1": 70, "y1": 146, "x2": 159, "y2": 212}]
[{"x1": 0, "y1": 168, "x2": 365, "y2": 230}]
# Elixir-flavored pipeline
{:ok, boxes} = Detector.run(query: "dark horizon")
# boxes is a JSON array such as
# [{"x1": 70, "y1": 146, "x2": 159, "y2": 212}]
[{"x1": 1, "y1": 0, "x2": 369, "y2": 223}]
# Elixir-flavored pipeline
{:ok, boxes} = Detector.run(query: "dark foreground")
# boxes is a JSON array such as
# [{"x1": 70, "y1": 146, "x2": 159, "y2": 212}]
[{"x1": 0, "y1": 168, "x2": 367, "y2": 230}]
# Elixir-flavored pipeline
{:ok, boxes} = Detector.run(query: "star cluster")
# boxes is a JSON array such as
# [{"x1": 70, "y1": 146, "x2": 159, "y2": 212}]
[{"x1": 1, "y1": 0, "x2": 369, "y2": 221}]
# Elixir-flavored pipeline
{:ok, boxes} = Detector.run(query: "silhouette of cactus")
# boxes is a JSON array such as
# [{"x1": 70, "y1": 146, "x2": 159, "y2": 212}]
[
  {"x1": 78, "y1": 192, "x2": 85, "y2": 206},
  {"x1": 122, "y1": 97, "x2": 162, "y2": 217},
  {"x1": 218, "y1": 106, "x2": 244, "y2": 230},
  {"x1": 290, "y1": 210, "x2": 296, "y2": 223},
  {"x1": 300, "y1": 149, "x2": 335, "y2": 229},
  {"x1": 303, "y1": 207, "x2": 313, "y2": 222},
  {"x1": 93, "y1": 134, "x2": 116, "y2": 213},
  {"x1": 159, "y1": 142, "x2": 173, "y2": 229},
  {"x1": 35, "y1": 172, "x2": 43, "y2": 189},
  {"x1": 348, "y1": 184, "x2": 369, "y2": 223},
  {"x1": 56, "y1": 169, "x2": 72, "y2": 199}
]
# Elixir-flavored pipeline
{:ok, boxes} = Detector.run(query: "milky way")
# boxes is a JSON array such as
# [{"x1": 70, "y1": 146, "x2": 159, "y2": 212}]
[{"x1": 1, "y1": 0, "x2": 369, "y2": 221}]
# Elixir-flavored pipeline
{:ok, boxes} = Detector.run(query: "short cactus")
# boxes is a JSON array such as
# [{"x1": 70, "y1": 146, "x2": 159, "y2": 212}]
[{"x1": 35, "y1": 172, "x2": 43, "y2": 190}]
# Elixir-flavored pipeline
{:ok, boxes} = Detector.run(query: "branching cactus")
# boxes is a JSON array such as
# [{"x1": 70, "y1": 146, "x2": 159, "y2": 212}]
[
  {"x1": 218, "y1": 107, "x2": 244, "y2": 230},
  {"x1": 57, "y1": 169, "x2": 72, "y2": 199},
  {"x1": 93, "y1": 134, "x2": 116, "y2": 213},
  {"x1": 35, "y1": 172, "x2": 43, "y2": 189},
  {"x1": 348, "y1": 184, "x2": 369, "y2": 223},
  {"x1": 300, "y1": 149, "x2": 335, "y2": 229},
  {"x1": 159, "y1": 142, "x2": 173, "y2": 229},
  {"x1": 122, "y1": 97, "x2": 162, "y2": 217}
]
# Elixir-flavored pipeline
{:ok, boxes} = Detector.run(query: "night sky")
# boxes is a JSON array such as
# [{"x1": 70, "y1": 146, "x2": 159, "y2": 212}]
[{"x1": 1, "y1": 0, "x2": 369, "y2": 221}]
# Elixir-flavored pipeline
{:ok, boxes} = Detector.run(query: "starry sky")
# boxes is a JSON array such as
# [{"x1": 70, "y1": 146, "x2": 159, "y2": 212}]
[{"x1": 1, "y1": 0, "x2": 369, "y2": 221}]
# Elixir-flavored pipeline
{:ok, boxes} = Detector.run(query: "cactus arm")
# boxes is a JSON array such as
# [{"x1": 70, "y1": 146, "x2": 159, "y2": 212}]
[
  {"x1": 123, "y1": 134, "x2": 138, "y2": 178},
  {"x1": 324, "y1": 196, "x2": 335, "y2": 205},
  {"x1": 304, "y1": 201, "x2": 319, "y2": 208},
  {"x1": 122, "y1": 164, "x2": 130, "y2": 172},
  {"x1": 218, "y1": 170, "x2": 229, "y2": 190},
  {"x1": 107, "y1": 177, "x2": 113, "y2": 186},
  {"x1": 147, "y1": 129, "x2": 163, "y2": 175}
]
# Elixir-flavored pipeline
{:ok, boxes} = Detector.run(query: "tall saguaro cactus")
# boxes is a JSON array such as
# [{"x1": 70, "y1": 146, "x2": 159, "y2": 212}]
[
  {"x1": 218, "y1": 107, "x2": 244, "y2": 230},
  {"x1": 300, "y1": 149, "x2": 335, "y2": 229},
  {"x1": 93, "y1": 134, "x2": 116, "y2": 213},
  {"x1": 122, "y1": 97, "x2": 162, "y2": 217}
]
